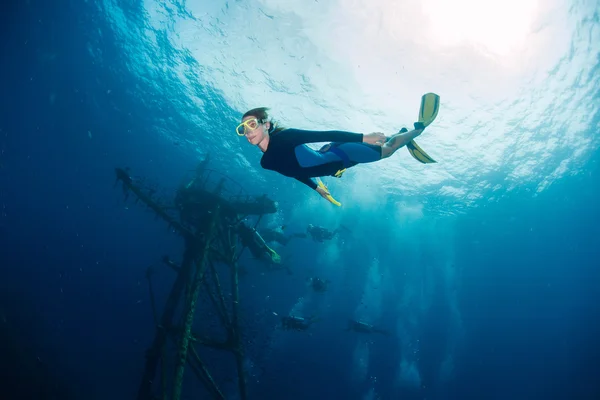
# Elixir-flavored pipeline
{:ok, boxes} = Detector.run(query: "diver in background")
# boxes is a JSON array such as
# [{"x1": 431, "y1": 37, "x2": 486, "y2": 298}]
[
  {"x1": 306, "y1": 224, "x2": 350, "y2": 243},
  {"x1": 281, "y1": 315, "x2": 319, "y2": 331},
  {"x1": 346, "y1": 320, "x2": 390, "y2": 335},
  {"x1": 236, "y1": 221, "x2": 281, "y2": 264},
  {"x1": 261, "y1": 225, "x2": 306, "y2": 246},
  {"x1": 308, "y1": 277, "x2": 330, "y2": 293}
]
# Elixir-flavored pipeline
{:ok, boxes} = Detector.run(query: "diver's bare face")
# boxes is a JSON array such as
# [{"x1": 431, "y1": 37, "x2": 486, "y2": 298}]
[{"x1": 242, "y1": 116, "x2": 269, "y2": 146}]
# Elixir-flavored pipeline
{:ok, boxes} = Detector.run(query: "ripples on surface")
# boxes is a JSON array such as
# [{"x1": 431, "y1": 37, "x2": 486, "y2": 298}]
[{"x1": 99, "y1": 0, "x2": 599, "y2": 212}]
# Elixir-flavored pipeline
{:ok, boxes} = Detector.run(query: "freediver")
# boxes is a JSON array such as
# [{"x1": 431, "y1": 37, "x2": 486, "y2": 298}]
[
  {"x1": 346, "y1": 320, "x2": 390, "y2": 336},
  {"x1": 235, "y1": 93, "x2": 440, "y2": 205}
]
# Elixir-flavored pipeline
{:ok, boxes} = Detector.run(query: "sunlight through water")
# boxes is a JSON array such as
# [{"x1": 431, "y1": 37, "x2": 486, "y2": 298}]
[
  {"x1": 421, "y1": 0, "x2": 539, "y2": 57},
  {"x1": 99, "y1": 0, "x2": 600, "y2": 212}
]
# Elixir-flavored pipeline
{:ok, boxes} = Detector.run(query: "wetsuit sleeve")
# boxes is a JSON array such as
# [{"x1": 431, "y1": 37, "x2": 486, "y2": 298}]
[
  {"x1": 295, "y1": 176, "x2": 318, "y2": 190},
  {"x1": 284, "y1": 128, "x2": 363, "y2": 146}
]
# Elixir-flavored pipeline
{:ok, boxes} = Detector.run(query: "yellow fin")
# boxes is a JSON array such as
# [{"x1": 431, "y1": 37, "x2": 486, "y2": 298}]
[
  {"x1": 418, "y1": 93, "x2": 440, "y2": 128},
  {"x1": 316, "y1": 178, "x2": 342, "y2": 207},
  {"x1": 334, "y1": 168, "x2": 346, "y2": 178},
  {"x1": 407, "y1": 140, "x2": 437, "y2": 164}
]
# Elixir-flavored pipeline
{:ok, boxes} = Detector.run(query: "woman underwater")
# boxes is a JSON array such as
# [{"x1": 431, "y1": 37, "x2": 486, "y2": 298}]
[{"x1": 236, "y1": 93, "x2": 440, "y2": 205}]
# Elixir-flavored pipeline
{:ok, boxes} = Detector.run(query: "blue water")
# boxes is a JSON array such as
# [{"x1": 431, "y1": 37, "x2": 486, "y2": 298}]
[{"x1": 1, "y1": 0, "x2": 599, "y2": 399}]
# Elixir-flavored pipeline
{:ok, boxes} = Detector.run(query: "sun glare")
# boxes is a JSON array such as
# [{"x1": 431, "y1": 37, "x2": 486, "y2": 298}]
[{"x1": 421, "y1": 0, "x2": 539, "y2": 56}]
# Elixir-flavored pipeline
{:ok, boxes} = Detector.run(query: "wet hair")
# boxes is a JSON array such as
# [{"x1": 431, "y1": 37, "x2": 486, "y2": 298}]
[{"x1": 242, "y1": 107, "x2": 285, "y2": 134}]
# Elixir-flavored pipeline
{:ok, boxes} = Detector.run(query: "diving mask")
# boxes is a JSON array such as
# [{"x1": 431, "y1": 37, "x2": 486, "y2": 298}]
[{"x1": 236, "y1": 118, "x2": 260, "y2": 136}]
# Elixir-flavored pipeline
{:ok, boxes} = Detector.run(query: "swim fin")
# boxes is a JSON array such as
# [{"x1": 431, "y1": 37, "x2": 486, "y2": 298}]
[
  {"x1": 406, "y1": 92, "x2": 440, "y2": 164},
  {"x1": 418, "y1": 92, "x2": 440, "y2": 127},
  {"x1": 316, "y1": 178, "x2": 342, "y2": 207},
  {"x1": 394, "y1": 127, "x2": 437, "y2": 164},
  {"x1": 333, "y1": 168, "x2": 346, "y2": 178},
  {"x1": 266, "y1": 246, "x2": 281, "y2": 264},
  {"x1": 407, "y1": 140, "x2": 437, "y2": 164}
]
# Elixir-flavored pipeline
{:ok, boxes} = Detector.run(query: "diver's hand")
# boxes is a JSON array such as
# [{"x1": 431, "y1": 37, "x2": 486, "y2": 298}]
[
  {"x1": 363, "y1": 132, "x2": 386, "y2": 146},
  {"x1": 316, "y1": 185, "x2": 330, "y2": 200}
]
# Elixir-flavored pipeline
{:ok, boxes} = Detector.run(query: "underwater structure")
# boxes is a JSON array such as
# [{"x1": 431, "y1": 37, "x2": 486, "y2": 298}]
[{"x1": 114, "y1": 155, "x2": 277, "y2": 400}]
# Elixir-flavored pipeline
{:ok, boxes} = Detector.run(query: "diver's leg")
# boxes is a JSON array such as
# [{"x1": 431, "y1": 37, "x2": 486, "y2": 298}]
[
  {"x1": 381, "y1": 128, "x2": 424, "y2": 158},
  {"x1": 330, "y1": 143, "x2": 382, "y2": 166}
]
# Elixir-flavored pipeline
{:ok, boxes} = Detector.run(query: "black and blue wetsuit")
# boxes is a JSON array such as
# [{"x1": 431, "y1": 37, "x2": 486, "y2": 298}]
[{"x1": 260, "y1": 128, "x2": 382, "y2": 189}]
